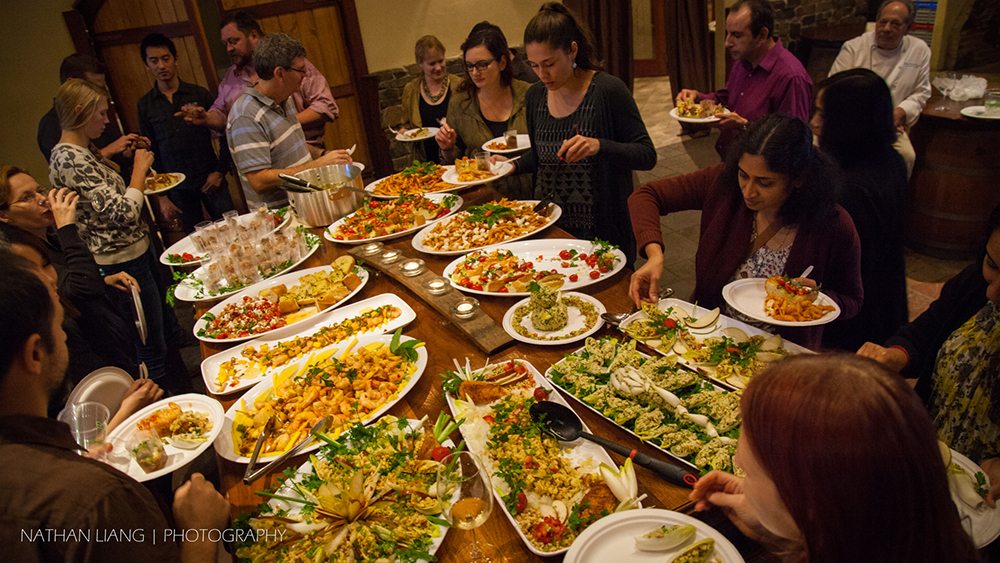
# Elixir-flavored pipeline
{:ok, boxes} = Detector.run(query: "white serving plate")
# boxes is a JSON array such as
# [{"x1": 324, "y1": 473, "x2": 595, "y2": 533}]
[
  {"x1": 364, "y1": 165, "x2": 474, "y2": 200},
  {"x1": 669, "y1": 107, "x2": 725, "y2": 124},
  {"x1": 960, "y1": 105, "x2": 1000, "y2": 120},
  {"x1": 214, "y1": 332, "x2": 428, "y2": 463},
  {"x1": 263, "y1": 418, "x2": 453, "y2": 561},
  {"x1": 564, "y1": 508, "x2": 744, "y2": 563},
  {"x1": 721, "y1": 278, "x2": 841, "y2": 327},
  {"x1": 411, "y1": 200, "x2": 562, "y2": 256},
  {"x1": 323, "y1": 193, "x2": 463, "y2": 244},
  {"x1": 62, "y1": 366, "x2": 133, "y2": 415},
  {"x1": 395, "y1": 126, "x2": 439, "y2": 141},
  {"x1": 173, "y1": 238, "x2": 320, "y2": 303},
  {"x1": 442, "y1": 238, "x2": 627, "y2": 297},
  {"x1": 144, "y1": 172, "x2": 186, "y2": 195},
  {"x1": 193, "y1": 265, "x2": 370, "y2": 344},
  {"x1": 444, "y1": 359, "x2": 621, "y2": 557},
  {"x1": 440, "y1": 161, "x2": 514, "y2": 187},
  {"x1": 620, "y1": 297, "x2": 812, "y2": 390},
  {"x1": 482, "y1": 134, "x2": 531, "y2": 153},
  {"x1": 159, "y1": 208, "x2": 290, "y2": 266},
  {"x1": 200, "y1": 293, "x2": 416, "y2": 395},
  {"x1": 950, "y1": 449, "x2": 1000, "y2": 548},
  {"x1": 105, "y1": 393, "x2": 224, "y2": 483},
  {"x1": 502, "y1": 292, "x2": 606, "y2": 346}
]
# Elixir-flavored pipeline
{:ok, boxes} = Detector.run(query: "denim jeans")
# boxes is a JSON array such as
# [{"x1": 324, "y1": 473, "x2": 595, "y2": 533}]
[{"x1": 100, "y1": 243, "x2": 186, "y2": 389}]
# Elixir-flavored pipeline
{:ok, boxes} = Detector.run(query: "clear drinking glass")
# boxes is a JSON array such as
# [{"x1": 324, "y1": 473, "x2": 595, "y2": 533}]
[
  {"x1": 59, "y1": 402, "x2": 110, "y2": 452},
  {"x1": 437, "y1": 451, "x2": 496, "y2": 562},
  {"x1": 473, "y1": 150, "x2": 491, "y2": 171},
  {"x1": 504, "y1": 129, "x2": 518, "y2": 149},
  {"x1": 984, "y1": 89, "x2": 1000, "y2": 117},
  {"x1": 935, "y1": 71, "x2": 957, "y2": 110}
]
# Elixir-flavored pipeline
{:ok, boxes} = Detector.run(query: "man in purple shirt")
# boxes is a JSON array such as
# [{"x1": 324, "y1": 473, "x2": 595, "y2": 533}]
[
  {"x1": 179, "y1": 10, "x2": 338, "y2": 149},
  {"x1": 678, "y1": 0, "x2": 812, "y2": 158}
]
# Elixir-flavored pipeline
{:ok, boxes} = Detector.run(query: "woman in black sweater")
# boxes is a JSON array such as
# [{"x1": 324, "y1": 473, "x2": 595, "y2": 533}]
[
  {"x1": 512, "y1": 3, "x2": 655, "y2": 261},
  {"x1": 812, "y1": 68, "x2": 909, "y2": 350}
]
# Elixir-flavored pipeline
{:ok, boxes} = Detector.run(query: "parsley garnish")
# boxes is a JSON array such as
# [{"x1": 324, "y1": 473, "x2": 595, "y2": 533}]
[{"x1": 465, "y1": 202, "x2": 515, "y2": 226}]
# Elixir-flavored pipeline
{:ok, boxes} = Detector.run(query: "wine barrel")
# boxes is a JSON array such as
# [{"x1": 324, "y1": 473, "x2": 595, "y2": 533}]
[{"x1": 907, "y1": 116, "x2": 1000, "y2": 259}]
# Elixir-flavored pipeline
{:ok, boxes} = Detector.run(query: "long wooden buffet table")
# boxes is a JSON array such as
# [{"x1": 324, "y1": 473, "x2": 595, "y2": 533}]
[{"x1": 195, "y1": 186, "x2": 777, "y2": 562}]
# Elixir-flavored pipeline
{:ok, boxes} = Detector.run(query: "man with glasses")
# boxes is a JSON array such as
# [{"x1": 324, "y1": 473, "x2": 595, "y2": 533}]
[
  {"x1": 830, "y1": 0, "x2": 930, "y2": 176},
  {"x1": 180, "y1": 10, "x2": 338, "y2": 151},
  {"x1": 226, "y1": 33, "x2": 351, "y2": 208}
]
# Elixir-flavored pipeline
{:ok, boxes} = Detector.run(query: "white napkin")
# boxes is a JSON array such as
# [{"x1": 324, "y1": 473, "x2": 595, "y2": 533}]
[{"x1": 933, "y1": 74, "x2": 989, "y2": 101}]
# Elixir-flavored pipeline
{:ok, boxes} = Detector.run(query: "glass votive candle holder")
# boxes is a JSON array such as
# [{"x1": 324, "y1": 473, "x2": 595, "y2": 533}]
[
  {"x1": 380, "y1": 249, "x2": 401, "y2": 264},
  {"x1": 422, "y1": 276, "x2": 450, "y2": 295},
  {"x1": 360, "y1": 241, "x2": 384, "y2": 256},
  {"x1": 452, "y1": 297, "x2": 479, "y2": 319},
  {"x1": 398, "y1": 258, "x2": 426, "y2": 277}
]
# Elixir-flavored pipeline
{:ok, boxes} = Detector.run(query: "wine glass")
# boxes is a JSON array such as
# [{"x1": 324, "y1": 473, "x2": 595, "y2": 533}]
[
  {"x1": 935, "y1": 71, "x2": 957, "y2": 111},
  {"x1": 437, "y1": 451, "x2": 496, "y2": 562}
]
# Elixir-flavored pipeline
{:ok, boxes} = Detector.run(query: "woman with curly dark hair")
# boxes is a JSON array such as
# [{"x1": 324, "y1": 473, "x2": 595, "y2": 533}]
[{"x1": 628, "y1": 114, "x2": 862, "y2": 348}]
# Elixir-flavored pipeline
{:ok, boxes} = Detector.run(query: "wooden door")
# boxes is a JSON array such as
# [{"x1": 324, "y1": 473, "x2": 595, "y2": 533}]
[
  {"x1": 219, "y1": 0, "x2": 371, "y2": 169},
  {"x1": 633, "y1": 0, "x2": 668, "y2": 77}
]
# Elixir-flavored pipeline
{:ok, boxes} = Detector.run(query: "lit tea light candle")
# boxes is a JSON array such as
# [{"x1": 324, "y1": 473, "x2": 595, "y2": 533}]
[
  {"x1": 360, "y1": 242, "x2": 384, "y2": 256},
  {"x1": 423, "y1": 277, "x2": 450, "y2": 295},
  {"x1": 399, "y1": 258, "x2": 425, "y2": 276},
  {"x1": 380, "y1": 249, "x2": 401, "y2": 264},
  {"x1": 452, "y1": 297, "x2": 479, "y2": 319}
]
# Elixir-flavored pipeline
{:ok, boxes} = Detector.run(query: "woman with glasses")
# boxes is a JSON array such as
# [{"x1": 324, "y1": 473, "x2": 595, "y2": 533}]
[
  {"x1": 511, "y1": 3, "x2": 656, "y2": 260},
  {"x1": 436, "y1": 22, "x2": 534, "y2": 199},
  {"x1": 399, "y1": 35, "x2": 461, "y2": 164},
  {"x1": 48, "y1": 78, "x2": 190, "y2": 393}
]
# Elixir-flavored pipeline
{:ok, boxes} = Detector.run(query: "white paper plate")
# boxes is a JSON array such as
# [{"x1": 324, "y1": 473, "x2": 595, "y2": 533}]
[
  {"x1": 214, "y1": 332, "x2": 428, "y2": 463},
  {"x1": 411, "y1": 200, "x2": 562, "y2": 256},
  {"x1": 443, "y1": 238, "x2": 627, "y2": 297},
  {"x1": 105, "y1": 393, "x2": 224, "y2": 482},
  {"x1": 482, "y1": 134, "x2": 531, "y2": 153},
  {"x1": 173, "y1": 240, "x2": 320, "y2": 303},
  {"x1": 264, "y1": 419, "x2": 452, "y2": 559},
  {"x1": 443, "y1": 359, "x2": 621, "y2": 557},
  {"x1": 669, "y1": 107, "x2": 725, "y2": 124},
  {"x1": 193, "y1": 265, "x2": 370, "y2": 344},
  {"x1": 159, "y1": 209, "x2": 291, "y2": 266},
  {"x1": 200, "y1": 293, "x2": 416, "y2": 395},
  {"x1": 144, "y1": 172, "x2": 186, "y2": 195},
  {"x1": 63, "y1": 366, "x2": 134, "y2": 414},
  {"x1": 950, "y1": 449, "x2": 1000, "y2": 548},
  {"x1": 440, "y1": 161, "x2": 514, "y2": 186},
  {"x1": 130, "y1": 283, "x2": 147, "y2": 345},
  {"x1": 960, "y1": 105, "x2": 1000, "y2": 120},
  {"x1": 324, "y1": 193, "x2": 463, "y2": 244},
  {"x1": 395, "y1": 126, "x2": 438, "y2": 142},
  {"x1": 564, "y1": 508, "x2": 744, "y2": 563},
  {"x1": 502, "y1": 292, "x2": 606, "y2": 346},
  {"x1": 721, "y1": 278, "x2": 841, "y2": 327}
]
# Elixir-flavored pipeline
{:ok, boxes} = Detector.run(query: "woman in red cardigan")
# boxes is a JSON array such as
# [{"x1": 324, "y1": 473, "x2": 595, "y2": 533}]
[{"x1": 628, "y1": 114, "x2": 862, "y2": 349}]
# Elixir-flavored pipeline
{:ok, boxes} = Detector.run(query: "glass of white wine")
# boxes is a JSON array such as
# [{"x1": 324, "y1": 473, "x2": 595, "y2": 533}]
[{"x1": 437, "y1": 450, "x2": 496, "y2": 562}]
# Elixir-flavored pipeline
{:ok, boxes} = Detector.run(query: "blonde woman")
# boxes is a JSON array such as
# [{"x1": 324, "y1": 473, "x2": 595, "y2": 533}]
[
  {"x1": 48, "y1": 78, "x2": 188, "y2": 392},
  {"x1": 399, "y1": 35, "x2": 461, "y2": 164}
]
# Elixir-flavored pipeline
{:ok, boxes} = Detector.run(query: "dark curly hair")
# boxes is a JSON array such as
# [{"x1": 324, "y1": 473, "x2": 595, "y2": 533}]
[{"x1": 718, "y1": 114, "x2": 839, "y2": 225}]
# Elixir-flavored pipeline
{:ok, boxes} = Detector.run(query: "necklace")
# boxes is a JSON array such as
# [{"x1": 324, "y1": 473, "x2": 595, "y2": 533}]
[{"x1": 422, "y1": 76, "x2": 448, "y2": 104}]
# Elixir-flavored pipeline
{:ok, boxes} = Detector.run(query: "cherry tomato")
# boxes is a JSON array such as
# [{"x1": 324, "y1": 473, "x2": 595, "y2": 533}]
[
  {"x1": 559, "y1": 249, "x2": 572, "y2": 260},
  {"x1": 515, "y1": 491, "x2": 527, "y2": 513},
  {"x1": 498, "y1": 286, "x2": 509, "y2": 293},
  {"x1": 599, "y1": 265, "x2": 609, "y2": 273},
  {"x1": 568, "y1": 273, "x2": 579, "y2": 282},
  {"x1": 578, "y1": 253, "x2": 588, "y2": 260},
  {"x1": 533, "y1": 387, "x2": 549, "y2": 401},
  {"x1": 524, "y1": 455, "x2": 539, "y2": 469},
  {"x1": 589, "y1": 270, "x2": 600, "y2": 279},
  {"x1": 726, "y1": 347, "x2": 740, "y2": 353},
  {"x1": 662, "y1": 318, "x2": 677, "y2": 329},
  {"x1": 483, "y1": 414, "x2": 495, "y2": 424},
  {"x1": 430, "y1": 446, "x2": 451, "y2": 462},
  {"x1": 514, "y1": 363, "x2": 527, "y2": 375}
]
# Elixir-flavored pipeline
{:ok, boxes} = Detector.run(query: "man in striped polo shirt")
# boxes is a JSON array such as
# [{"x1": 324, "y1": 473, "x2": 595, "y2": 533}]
[{"x1": 226, "y1": 33, "x2": 351, "y2": 208}]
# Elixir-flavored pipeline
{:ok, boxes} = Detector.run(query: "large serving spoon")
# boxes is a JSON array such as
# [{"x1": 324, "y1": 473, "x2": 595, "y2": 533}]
[
  {"x1": 243, "y1": 416, "x2": 332, "y2": 484},
  {"x1": 529, "y1": 401, "x2": 697, "y2": 488}
]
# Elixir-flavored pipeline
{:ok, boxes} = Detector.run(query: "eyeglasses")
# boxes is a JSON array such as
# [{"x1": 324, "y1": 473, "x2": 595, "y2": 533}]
[
  {"x1": 465, "y1": 59, "x2": 495, "y2": 73},
  {"x1": 2, "y1": 189, "x2": 46, "y2": 210},
  {"x1": 283, "y1": 66, "x2": 307, "y2": 75}
]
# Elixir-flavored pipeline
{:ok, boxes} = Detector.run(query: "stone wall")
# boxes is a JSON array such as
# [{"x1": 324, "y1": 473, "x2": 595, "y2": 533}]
[{"x1": 772, "y1": 0, "x2": 869, "y2": 53}]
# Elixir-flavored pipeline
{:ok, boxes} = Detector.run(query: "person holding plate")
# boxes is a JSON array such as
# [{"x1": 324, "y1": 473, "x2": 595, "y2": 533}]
[
  {"x1": 690, "y1": 354, "x2": 980, "y2": 562},
  {"x1": 399, "y1": 35, "x2": 461, "y2": 165},
  {"x1": 858, "y1": 204, "x2": 1000, "y2": 506},
  {"x1": 48, "y1": 78, "x2": 188, "y2": 391},
  {"x1": 508, "y1": 3, "x2": 655, "y2": 261},
  {"x1": 435, "y1": 23, "x2": 533, "y2": 199},
  {"x1": 628, "y1": 114, "x2": 862, "y2": 349}
]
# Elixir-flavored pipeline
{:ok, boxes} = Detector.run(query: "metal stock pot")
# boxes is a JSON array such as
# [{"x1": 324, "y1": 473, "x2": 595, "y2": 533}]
[{"x1": 287, "y1": 164, "x2": 367, "y2": 227}]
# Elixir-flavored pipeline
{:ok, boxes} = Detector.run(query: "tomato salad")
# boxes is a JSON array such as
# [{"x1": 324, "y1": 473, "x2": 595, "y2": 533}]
[{"x1": 196, "y1": 296, "x2": 286, "y2": 339}]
